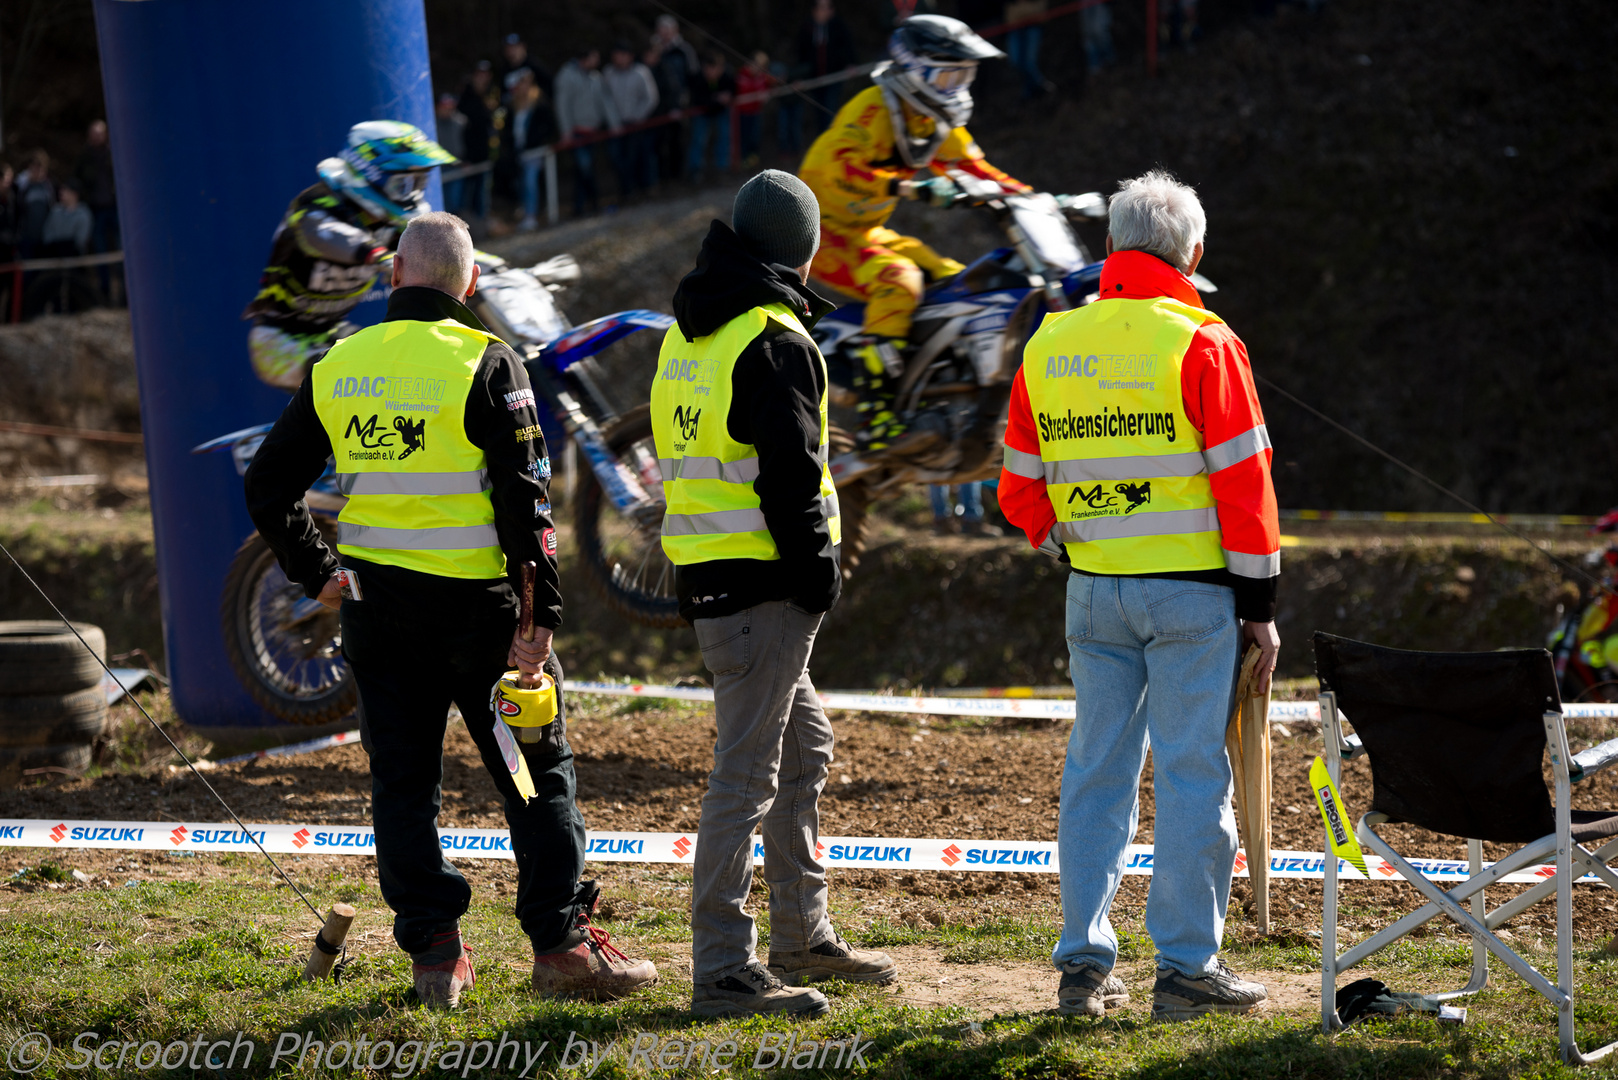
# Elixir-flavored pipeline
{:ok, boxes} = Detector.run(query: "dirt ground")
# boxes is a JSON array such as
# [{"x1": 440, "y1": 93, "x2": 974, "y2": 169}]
[{"x1": 7, "y1": 693, "x2": 1618, "y2": 999}]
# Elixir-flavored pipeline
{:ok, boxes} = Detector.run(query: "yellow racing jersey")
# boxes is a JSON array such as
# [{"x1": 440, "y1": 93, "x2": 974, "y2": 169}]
[{"x1": 798, "y1": 85, "x2": 1028, "y2": 235}]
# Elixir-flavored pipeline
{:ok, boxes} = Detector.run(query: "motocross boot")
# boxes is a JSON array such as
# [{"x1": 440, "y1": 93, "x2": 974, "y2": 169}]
[{"x1": 850, "y1": 336, "x2": 939, "y2": 457}]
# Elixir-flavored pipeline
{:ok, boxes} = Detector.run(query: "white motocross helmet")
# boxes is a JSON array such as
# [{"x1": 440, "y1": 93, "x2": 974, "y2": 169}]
[{"x1": 871, "y1": 15, "x2": 1003, "y2": 167}]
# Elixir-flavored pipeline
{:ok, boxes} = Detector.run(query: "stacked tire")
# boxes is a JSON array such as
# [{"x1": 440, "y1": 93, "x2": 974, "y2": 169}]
[{"x1": 0, "y1": 621, "x2": 109, "y2": 784}]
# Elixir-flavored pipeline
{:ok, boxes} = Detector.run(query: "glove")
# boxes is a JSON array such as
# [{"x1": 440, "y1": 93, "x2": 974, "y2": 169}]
[
  {"x1": 1056, "y1": 191, "x2": 1108, "y2": 221},
  {"x1": 908, "y1": 176, "x2": 962, "y2": 209}
]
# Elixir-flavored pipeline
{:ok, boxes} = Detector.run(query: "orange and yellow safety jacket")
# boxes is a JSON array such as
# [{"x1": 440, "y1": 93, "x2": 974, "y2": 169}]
[{"x1": 997, "y1": 250, "x2": 1281, "y2": 621}]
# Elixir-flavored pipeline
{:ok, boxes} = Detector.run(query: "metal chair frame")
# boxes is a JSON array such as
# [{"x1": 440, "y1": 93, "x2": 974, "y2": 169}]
[{"x1": 1319, "y1": 690, "x2": 1618, "y2": 1065}]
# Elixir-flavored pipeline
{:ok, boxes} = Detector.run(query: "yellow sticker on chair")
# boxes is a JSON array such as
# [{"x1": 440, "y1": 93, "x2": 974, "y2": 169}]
[{"x1": 1310, "y1": 755, "x2": 1369, "y2": 878}]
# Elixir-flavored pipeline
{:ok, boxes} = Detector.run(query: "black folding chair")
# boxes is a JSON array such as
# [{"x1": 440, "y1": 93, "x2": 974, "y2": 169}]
[{"x1": 1315, "y1": 631, "x2": 1618, "y2": 1064}]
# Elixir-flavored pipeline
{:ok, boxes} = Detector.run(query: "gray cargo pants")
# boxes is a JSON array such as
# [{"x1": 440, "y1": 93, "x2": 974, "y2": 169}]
[{"x1": 690, "y1": 600, "x2": 835, "y2": 982}]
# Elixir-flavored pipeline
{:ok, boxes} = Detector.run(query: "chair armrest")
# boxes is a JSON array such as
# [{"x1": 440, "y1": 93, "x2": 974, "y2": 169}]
[{"x1": 1571, "y1": 736, "x2": 1618, "y2": 782}]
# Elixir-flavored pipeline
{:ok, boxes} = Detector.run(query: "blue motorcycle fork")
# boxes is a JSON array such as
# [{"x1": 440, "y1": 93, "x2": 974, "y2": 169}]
[{"x1": 528, "y1": 359, "x2": 656, "y2": 516}]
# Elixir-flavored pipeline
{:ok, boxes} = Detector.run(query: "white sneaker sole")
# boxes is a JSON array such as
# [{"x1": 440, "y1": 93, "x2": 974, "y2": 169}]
[
  {"x1": 1057, "y1": 991, "x2": 1129, "y2": 1016},
  {"x1": 767, "y1": 962, "x2": 898, "y2": 987},
  {"x1": 690, "y1": 994, "x2": 831, "y2": 1018},
  {"x1": 1152, "y1": 997, "x2": 1268, "y2": 1023}
]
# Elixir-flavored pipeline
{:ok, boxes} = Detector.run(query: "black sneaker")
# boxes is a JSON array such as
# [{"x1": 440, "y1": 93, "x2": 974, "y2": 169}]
[
  {"x1": 1151, "y1": 961, "x2": 1268, "y2": 1022},
  {"x1": 1057, "y1": 962, "x2": 1129, "y2": 1016},
  {"x1": 691, "y1": 960, "x2": 830, "y2": 1018}
]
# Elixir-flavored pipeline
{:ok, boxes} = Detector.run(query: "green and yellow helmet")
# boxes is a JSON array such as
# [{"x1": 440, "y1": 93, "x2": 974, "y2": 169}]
[{"x1": 323, "y1": 120, "x2": 458, "y2": 223}]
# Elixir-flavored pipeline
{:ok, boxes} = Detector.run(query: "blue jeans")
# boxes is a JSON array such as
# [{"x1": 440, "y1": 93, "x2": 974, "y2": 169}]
[
  {"x1": 1053, "y1": 573, "x2": 1240, "y2": 977},
  {"x1": 520, "y1": 157, "x2": 540, "y2": 222},
  {"x1": 572, "y1": 143, "x2": 600, "y2": 215},
  {"x1": 776, "y1": 96, "x2": 803, "y2": 156},
  {"x1": 1082, "y1": 4, "x2": 1116, "y2": 69},
  {"x1": 929, "y1": 483, "x2": 983, "y2": 522},
  {"x1": 1005, "y1": 26, "x2": 1046, "y2": 98},
  {"x1": 807, "y1": 83, "x2": 843, "y2": 136},
  {"x1": 687, "y1": 113, "x2": 730, "y2": 177}
]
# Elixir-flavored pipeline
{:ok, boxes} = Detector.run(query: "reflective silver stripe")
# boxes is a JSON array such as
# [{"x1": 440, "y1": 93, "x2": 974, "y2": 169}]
[
  {"x1": 657, "y1": 456, "x2": 761, "y2": 484},
  {"x1": 337, "y1": 522, "x2": 501, "y2": 550},
  {"x1": 1049, "y1": 507, "x2": 1221, "y2": 544},
  {"x1": 1002, "y1": 446, "x2": 1044, "y2": 479},
  {"x1": 1036, "y1": 533, "x2": 1064, "y2": 560},
  {"x1": 1203, "y1": 424, "x2": 1271, "y2": 474},
  {"x1": 823, "y1": 493, "x2": 841, "y2": 519},
  {"x1": 1223, "y1": 547, "x2": 1280, "y2": 578},
  {"x1": 335, "y1": 470, "x2": 490, "y2": 497},
  {"x1": 1043, "y1": 452, "x2": 1206, "y2": 485},
  {"x1": 661, "y1": 507, "x2": 770, "y2": 536}
]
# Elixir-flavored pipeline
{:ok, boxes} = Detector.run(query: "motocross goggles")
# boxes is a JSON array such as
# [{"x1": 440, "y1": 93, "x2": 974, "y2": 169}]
[
  {"x1": 922, "y1": 59, "x2": 978, "y2": 92},
  {"x1": 382, "y1": 170, "x2": 432, "y2": 202}
]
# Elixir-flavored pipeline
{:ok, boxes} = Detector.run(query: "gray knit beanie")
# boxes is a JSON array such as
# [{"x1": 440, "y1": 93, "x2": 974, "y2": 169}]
[{"x1": 731, "y1": 169, "x2": 821, "y2": 269}]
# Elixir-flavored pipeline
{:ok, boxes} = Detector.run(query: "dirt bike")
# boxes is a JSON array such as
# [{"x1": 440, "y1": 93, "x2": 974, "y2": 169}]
[
  {"x1": 584, "y1": 183, "x2": 1220, "y2": 629},
  {"x1": 1548, "y1": 509, "x2": 1618, "y2": 704},
  {"x1": 193, "y1": 250, "x2": 675, "y2": 724}
]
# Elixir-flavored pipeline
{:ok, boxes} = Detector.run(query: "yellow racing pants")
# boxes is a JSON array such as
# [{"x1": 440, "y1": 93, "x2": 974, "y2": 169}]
[{"x1": 810, "y1": 225, "x2": 965, "y2": 340}]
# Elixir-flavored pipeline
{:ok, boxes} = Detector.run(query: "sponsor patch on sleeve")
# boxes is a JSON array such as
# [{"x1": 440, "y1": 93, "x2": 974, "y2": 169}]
[
  {"x1": 503, "y1": 388, "x2": 536, "y2": 412},
  {"x1": 542, "y1": 528, "x2": 557, "y2": 555},
  {"x1": 514, "y1": 424, "x2": 544, "y2": 443}
]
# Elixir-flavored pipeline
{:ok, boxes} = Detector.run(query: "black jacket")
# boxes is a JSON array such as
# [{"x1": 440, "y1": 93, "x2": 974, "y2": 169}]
[
  {"x1": 244, "y1": 286, "x2": 563, "y2": 629},
  {"x1": 795, "y1": 15, "x2": 857, "y2": 79},
  {"x1": 240, "y1": 182, "x2": 395, "y2": 335},
  {"x1": 669, "y1": 220, "x2": 840, "y2": 623}
]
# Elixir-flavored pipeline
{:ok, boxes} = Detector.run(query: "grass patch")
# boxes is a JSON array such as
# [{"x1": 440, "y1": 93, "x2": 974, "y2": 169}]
[
  {"x1": 3, "y1": 859, "x2": 1618, "y2": 1078},
  {"x1": 9, "y1": 861, "x2": 71, "y2": 884}
]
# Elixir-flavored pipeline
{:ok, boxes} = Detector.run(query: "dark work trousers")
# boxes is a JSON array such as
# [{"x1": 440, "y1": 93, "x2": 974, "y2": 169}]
[{"x1": 341, "y1": 600, "x2": 589, "y2": 957}]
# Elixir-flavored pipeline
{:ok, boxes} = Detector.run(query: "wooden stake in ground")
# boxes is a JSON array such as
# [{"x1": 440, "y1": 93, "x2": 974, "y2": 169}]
[
  {"x1": 1226, "y1": 645, "x2": 1273, "y2": 933},
  {"x1": 301, "y1": 903, "x2": 356, "y2": 981}
]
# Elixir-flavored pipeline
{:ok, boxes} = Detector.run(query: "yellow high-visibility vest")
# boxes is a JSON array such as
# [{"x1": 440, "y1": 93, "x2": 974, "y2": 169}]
[
  {"x1": 1015, "y1": 296, "x2": 1227, "y2": 575},
  {"x1": 651, "y1": 302, "x2": 841, "y2": 564},
  {"x1": 311, "y1": 318, "x2": 505, "y2": 579}
]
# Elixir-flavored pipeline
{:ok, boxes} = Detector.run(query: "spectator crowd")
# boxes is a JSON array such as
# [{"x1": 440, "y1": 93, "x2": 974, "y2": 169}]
[
  {"x1": 425, "y1": 0, "x2": 1176, "y2": 232},
  {"x1": 0, "y1": 118, "x2": 124, "y2": 320},
  {"x1": 0, "y1": 119, "x2": 120, "y2": 266}
]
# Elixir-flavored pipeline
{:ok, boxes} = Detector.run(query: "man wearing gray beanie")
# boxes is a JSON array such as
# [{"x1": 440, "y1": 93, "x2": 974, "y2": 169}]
[{"x1": 650, "y1": 169, "x2": 898, "y2": 1017}]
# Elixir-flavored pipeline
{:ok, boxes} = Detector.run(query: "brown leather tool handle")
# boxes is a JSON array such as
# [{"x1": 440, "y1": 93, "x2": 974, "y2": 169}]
[{"x1": 518, "y1": 561, "x2": 541, "y2": 688}]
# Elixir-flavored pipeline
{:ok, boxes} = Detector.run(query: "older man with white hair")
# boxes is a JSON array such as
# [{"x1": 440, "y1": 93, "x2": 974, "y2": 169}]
[
  {"x1": 998, "y1": 170, "x2": 1281, "y2": 1021},
  {"x1": 245, "y1": 211, "x2": 656, "y2": 1010}
]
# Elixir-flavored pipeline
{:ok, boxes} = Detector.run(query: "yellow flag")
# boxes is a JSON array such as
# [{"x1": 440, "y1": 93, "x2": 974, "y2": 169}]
[
  {"x1": 1309, "y1": 755, "x2": 1369, "y2": 878},
  {"x1": 490, "y1": 714, "x2": 539, "y2": 803}
]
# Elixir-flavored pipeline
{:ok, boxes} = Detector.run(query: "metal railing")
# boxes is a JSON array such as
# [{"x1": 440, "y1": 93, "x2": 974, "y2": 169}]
[
  {"x1": 438, "y1": 0, "x2": 1155, "y2": 226},
  {"x1": 0, "y1": 250, "x2": 126, "y2": 324}
]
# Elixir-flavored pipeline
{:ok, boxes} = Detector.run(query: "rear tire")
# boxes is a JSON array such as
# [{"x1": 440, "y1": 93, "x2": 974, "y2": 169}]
[
  {"x1": 828, "y1": 426, "x2": 870, "y2": 584},
  {"x1": 220, "y1": 531, "x2": 357, "y2": 725},
  {"x1": 574, "y1": 404, "x2": 683, "y2": 628},
  {"x1": 573, "y1": 407, "x2": 871, "y2": 621},
  {"x1": 0, "y1": 620, "x2": 106, "y2": 695},
  {"x1": 0, "y1": 687, "x2": 108, "y2": 747},
  {"x1": 0, "y1": 743, "x2": 93, "y2": 784}
]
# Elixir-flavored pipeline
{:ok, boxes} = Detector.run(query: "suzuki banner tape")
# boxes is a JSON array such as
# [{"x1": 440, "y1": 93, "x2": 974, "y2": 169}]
[
  {"x1": 569, "y1": 683, "x2": 1618, "y2": 723},
  {"x1": 0, "y1": 820, "x2": 1602, "y2": 885}
]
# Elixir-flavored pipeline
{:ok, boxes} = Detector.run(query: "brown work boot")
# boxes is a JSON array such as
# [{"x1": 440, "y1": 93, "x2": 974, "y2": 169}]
[
  {"x1": 692, "y1": 959, "x2": 830, "y2": 1017},
  {"x1": 531, "y1": 914, "x2": 657, "y2": 1001},
  {"x1": 411, "y1": 932, "x2": 475, "y2": 1010},
  {"x1": 768, "y1": 930, "x2": 897, "y2": 986}
]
